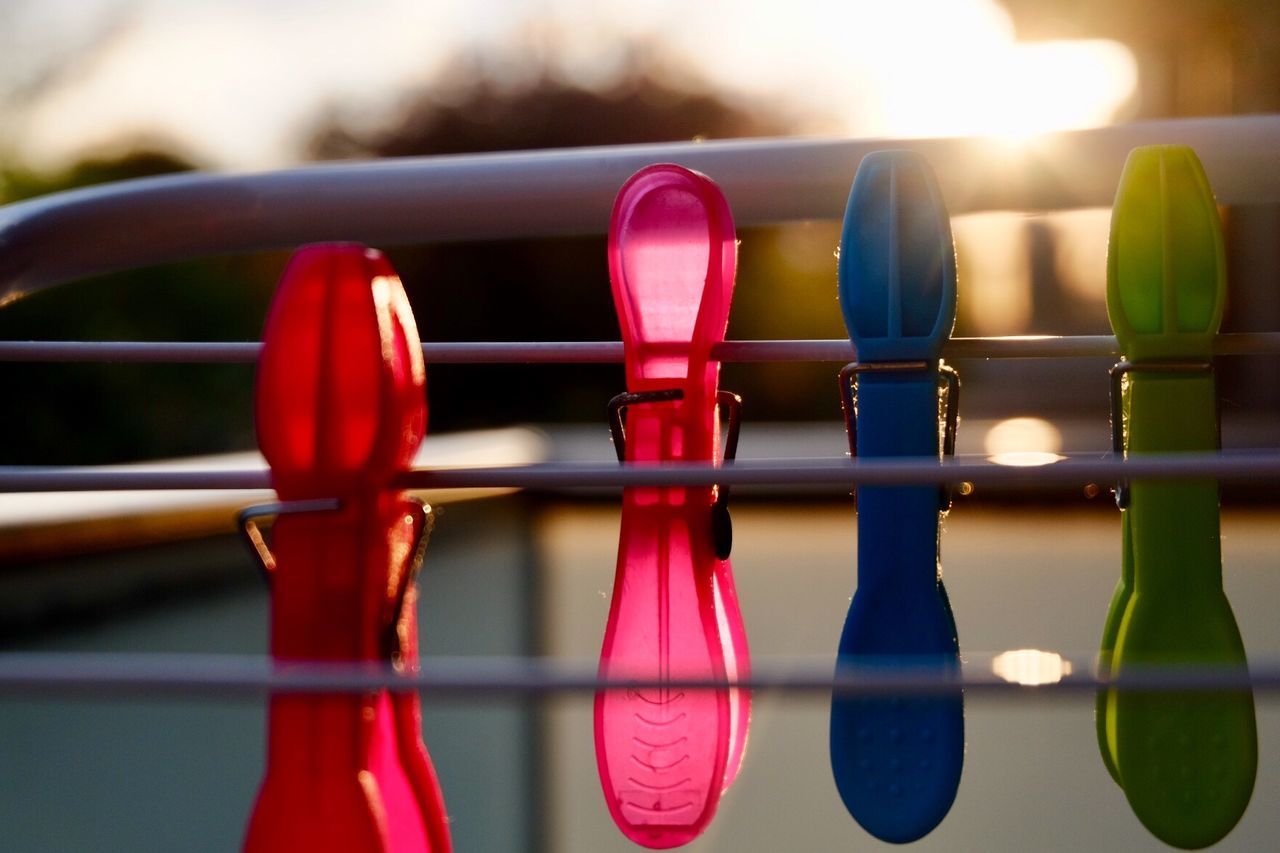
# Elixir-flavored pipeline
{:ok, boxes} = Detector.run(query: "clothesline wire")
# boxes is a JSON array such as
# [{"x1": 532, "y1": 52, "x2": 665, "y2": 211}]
[
  {"x1": 0, "y1": 451, "x2": 1278, "y2": 493},
  {"x1": 2, "y1": 332, "x2": 1280, "y2": 363},
  {"x1": 0, "y1": 652, "x2": 1274, "y2": 699}
]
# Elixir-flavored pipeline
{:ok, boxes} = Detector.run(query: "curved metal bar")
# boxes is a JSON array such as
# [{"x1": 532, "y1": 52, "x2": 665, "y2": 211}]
[{"x1": 2, "y1": 116, "x2": 1280, "y2": 303}]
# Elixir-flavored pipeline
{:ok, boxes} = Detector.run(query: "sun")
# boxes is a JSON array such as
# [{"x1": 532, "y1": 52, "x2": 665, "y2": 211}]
[{"x1": 872, "y1": 32, "x2": 1138, "y2": 142}]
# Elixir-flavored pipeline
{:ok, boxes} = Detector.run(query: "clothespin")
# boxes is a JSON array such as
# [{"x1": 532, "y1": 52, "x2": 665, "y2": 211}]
[
  {"x1": 829, "y1": 150, "x2": 964, "y2": 844},
  {"x1": 1097, "y1": 145, "x2": 1256, "y2": 849},
  {"x1": 239, "y1": 244, "x2": 451, "y2": 853},
  {"x1": 596, "y1": 164, "x2": 750, "y2": 849}
]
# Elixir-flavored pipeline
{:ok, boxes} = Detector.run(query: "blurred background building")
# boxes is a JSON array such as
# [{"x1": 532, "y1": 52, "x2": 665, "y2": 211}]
[{"x1": 1, "y1": 1, "x2": 1278, "y2": 850}]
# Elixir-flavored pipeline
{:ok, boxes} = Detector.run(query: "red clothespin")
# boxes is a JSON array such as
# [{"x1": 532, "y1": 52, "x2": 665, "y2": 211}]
[
  {"x1": 239, "y1": 244, "x2": 451, "y2": 853},
  {"x1": 596, "y1": 164, "x2": 751, "y2": 848}
]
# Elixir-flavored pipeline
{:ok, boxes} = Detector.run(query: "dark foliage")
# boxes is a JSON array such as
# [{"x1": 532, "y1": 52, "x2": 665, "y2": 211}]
[
  {"x1": 0, "y1": 151, "x2": 278, "y2": 463},
  {"x1": 309, "y1": 70, "x2": 847, "y2": 432}
]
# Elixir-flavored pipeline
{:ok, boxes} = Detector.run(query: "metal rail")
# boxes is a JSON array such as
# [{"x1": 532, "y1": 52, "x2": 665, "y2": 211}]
[
  {"x1": 2, "y1": 115, "x2": 1280, "y2": 303},
  {"x1": 3, "y1": 117, "x2": 1280, "y2": 715}
]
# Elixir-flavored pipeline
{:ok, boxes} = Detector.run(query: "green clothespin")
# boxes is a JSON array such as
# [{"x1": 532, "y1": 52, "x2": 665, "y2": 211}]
[{"x1": 1096, "y1": 145, "x2": 1256, "y2": 849}]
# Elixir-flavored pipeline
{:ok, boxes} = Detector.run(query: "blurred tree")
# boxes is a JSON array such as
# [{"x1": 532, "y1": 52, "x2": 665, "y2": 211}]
[
  {"x1": 0, "y1": 1, "x2": 131, "y2": 155},
  {"x1": 311, "y1": 63, "x2": 786, "y2": 158},
  {"x1": 309, "y1": 64, "x2": 849, "y2": 432}
]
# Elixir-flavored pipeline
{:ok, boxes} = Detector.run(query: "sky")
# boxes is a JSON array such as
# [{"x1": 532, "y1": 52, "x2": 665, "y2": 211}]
[{"x1": 1, "y1": 0, "x2": 1139, "y2": 171}]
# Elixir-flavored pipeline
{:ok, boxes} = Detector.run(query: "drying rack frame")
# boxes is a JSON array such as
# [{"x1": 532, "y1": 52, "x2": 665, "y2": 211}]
[{"x1": 2, "y1": 114, "x2": 1280, "y2": 698}]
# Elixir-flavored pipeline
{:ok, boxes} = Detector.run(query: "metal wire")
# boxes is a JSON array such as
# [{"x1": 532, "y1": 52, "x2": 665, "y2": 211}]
[
  {"x1": 0, "y1": 652, "x2": 1270, "y2": 699},
  {"x1": 2, "y1": 332, "x2": 1280, "y2": 363},
  {"x1": 0, "y1": 451, "x2": 1278, "y2": 492}
]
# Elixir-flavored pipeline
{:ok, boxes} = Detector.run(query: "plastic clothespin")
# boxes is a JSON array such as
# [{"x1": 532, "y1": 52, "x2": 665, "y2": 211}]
[
  {"x1": 596, "y1": 164, "x2": 751, "y2": 849},
  {"x1": 239, "y1": 244, "x2": 451, "y2": 853},
  {"x1": 829, "y1": 150, "x2": 964, "y2": 844},
  {"x1": 1096, "y1": 145, "x2": 1256, "y2": 849}
]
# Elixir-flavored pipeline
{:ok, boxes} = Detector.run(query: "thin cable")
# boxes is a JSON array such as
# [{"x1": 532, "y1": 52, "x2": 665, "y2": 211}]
[
  {"x1": 1, "y1": 333, "x2": 1278, "y2": 363},
  {"x1": 2, "y1": 451, "x2": 1280, "y2": 492},
  {"x1": 0, "y1": 341, "x2": 262, "y2": 363},
  {"x1": 0, "y1": 652, "x2": 1270, "y2": 699},
  {"x1": 396, "y1": 453, "x2": 1280, "y2": 489}
]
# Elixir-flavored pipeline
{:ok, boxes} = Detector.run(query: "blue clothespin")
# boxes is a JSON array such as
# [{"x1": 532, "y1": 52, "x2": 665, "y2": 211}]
[{"x1": 829, "y1": 150, "x2": 964, "y2": 843}]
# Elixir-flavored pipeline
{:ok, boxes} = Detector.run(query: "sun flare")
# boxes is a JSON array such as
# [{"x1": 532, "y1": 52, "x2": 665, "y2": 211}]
[{"x1": 876, "y1": 38, "x2": 1138, "y2": 141}]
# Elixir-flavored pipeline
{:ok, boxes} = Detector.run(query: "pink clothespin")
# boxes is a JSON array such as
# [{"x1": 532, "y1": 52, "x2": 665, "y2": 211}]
[
  {"x1": 239, "y1": 244, "x2": 451, "y2": 852},
  {"x1": 596, "y1": 164, "x2": 751, "y2": 848}
]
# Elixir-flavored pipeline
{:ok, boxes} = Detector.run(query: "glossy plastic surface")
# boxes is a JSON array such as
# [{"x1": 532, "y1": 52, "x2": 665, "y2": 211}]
[
  {"x1": 597, "y1": 164, "x2": 749, "y2": 848},
  {"x1": 831, "y1": 150, "x2": 964, "y2": 844},
  {"x1": 1099, "y1": 146, "x2": 1256, "y2": 849},
  {"x1": 837, "y1": 150, "x2": 955, "y2": 364},
  {"x1": 245, "y1": 244, "x2": 450, "y2": 853}
]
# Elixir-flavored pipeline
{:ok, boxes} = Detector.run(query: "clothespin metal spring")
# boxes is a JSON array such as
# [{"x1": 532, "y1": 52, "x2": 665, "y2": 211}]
[
  {"x1": 839, "y1": 361, "x2": 960, "y2": 510},
  {"x1": 1108, "y1": 360, "x2": 1215, "y2": 508},
  {"x1": 607, "y1": 387, "x2": 743, "y2": 559},
  {"x1": 237, "y1": 498, "x2": 436, "y2": 665}
]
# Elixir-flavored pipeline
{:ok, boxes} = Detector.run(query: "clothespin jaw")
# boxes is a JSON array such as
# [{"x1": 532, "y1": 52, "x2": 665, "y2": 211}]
[
  {"x1": 256, "y1": 243, "x2": 426, "y2": 499},
  {"x1": 1105, "y1": 144, "x2": 1225, "y2": 507},
  {"x1": 609, "y1": 163, "x2": 736, "y2": 402},
  {"x1": 838, "y1": 150, "x2": 956, "y2": 365},
  {"x1": 829, "y1": 150, "x2": 964, "y2": 845},
  {"x1": 597, "y1": 164, "x2": 750, "y2": 849},
  {"x1": 1098, "y1": 145, "x2": 1255, "y2": 850},
  {"x1": 837, "y1": 150, "x2": 959, "y2": 507},
  {"x1": 243, "y1": 243, "x2": 450, "y2": 853},
  {"x1": 1107, "y1": 145, "x2": 1225, "y2": 364},
  {"x1": 606, "y1": 163, "x2": 743, "y2": 560}
]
